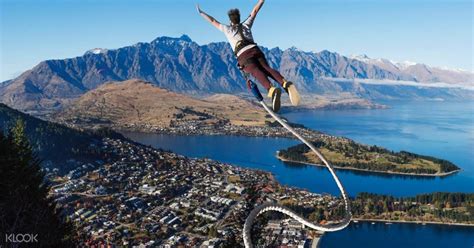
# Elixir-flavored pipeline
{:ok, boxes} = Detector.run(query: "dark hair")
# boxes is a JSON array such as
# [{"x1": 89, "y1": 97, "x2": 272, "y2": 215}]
[
  {"x1": 228, "y1": 8, "x2": 241, "y2": 24},
  {"x1": 227, "y1": 8, "x2": 240, "y2": 16}
]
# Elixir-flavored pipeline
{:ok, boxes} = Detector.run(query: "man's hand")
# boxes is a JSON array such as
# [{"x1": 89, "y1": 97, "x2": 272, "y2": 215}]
[
  {"x1": 250, "y1": 0, "x2": 265, "y2": 19},
  {"x1": 196, "y1": 4, "x2": 203, "y2": 14},
  {"x1": 196, "y1": 4, "x2": 221, "y2": 30}
]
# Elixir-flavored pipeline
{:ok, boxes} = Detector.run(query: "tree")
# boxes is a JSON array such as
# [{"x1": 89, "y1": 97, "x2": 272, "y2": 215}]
[
  {"x1": 309, "y1": 209, "x2": 323, "y2": 222},
  {"x1": 0, "y1": 122, "x2": 75, "y2": 247},
  {"x1": 10, "y1": 119, "x2": 32, "y2": 161},
  {"x1": 222, "y1": 233, "x2": 241, "y2": 248},
  {"x1": 208, "y1": 226, "x2": 218, "y2": 238}
]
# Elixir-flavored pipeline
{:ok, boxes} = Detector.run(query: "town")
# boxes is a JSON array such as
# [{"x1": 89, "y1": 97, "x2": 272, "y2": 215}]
[
  {"x1": 59, "y1": 107, "x2": 334, "y2": 141},
  {"x1": 48, "y1": 137, "x2": 341, "y2": 247}
]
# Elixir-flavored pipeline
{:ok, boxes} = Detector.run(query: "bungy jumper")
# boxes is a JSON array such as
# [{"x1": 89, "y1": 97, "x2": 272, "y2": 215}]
[{"x1": 197, "y1": 1, "x2": 351, "y2": 247}]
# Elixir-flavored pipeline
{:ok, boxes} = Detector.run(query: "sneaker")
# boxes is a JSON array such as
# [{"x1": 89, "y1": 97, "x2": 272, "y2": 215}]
[
  {"x1": 267, "y1": 86, "x2": 281, "y2": 112},
  {"x1": 283, "y1": 81, "x2": 301, "y2": 106}
]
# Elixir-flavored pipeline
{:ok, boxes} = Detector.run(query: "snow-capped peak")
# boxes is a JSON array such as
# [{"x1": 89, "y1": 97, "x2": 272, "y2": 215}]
[
  {"x1": 395, "y1": 61, "x2": 418, "y2": 69},
  {"x1": 85, "y1": 48, "x2": 108, "y2": 55},
  {"x1": 350, "y1": 54, "x2": 419, "y2": 68},
  {"x1": 350, "y1": 54, "x2": 370, "y2": 60}
]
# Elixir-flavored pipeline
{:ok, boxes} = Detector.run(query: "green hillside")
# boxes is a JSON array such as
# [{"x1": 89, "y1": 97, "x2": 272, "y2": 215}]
[{"x1": 0, "y1": 103, "x2": 102, "y2": 173}]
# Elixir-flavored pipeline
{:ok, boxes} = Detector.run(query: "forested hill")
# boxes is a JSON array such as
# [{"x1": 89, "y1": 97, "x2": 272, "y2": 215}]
[
  {"x1": 350, "y1": 192, "x2": 474, "y2": 224},
  {"x1": 278, "y1": 138, "x2": 460, "y2": 176},
  {"x1": 0, "y1": 103, "x2": 105, "y2": 173}
]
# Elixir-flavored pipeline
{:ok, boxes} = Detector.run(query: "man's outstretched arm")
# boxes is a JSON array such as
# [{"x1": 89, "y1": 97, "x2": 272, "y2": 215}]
[
  {"x1": 250, "y1": 0, "x2": 265, "y2": 19},
  {"x1": 196, "y1": 4, "x2": 221, "y2": 30}
]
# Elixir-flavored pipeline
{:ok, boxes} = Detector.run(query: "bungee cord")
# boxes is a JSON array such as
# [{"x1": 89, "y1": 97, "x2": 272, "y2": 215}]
[{"x1": 242, "y1": 82, "x2": 352, "y2": 248}]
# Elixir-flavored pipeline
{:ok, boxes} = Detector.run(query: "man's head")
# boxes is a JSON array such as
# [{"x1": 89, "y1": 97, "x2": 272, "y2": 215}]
[{"x1": 228, "y1": 8, "x2": 240, "y2": 25}]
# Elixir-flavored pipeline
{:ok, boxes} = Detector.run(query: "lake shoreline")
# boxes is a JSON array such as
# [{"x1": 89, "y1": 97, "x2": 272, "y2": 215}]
[
  {"x1": 276, "y1": 154, "x2": 460, "y2": 177},
  {"x1": 353, "y1": 218, "x2": 474, "y2": 227}
]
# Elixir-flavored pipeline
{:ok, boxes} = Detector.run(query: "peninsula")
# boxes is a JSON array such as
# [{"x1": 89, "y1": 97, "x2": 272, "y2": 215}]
[{"x1": 277, "y1": 137, "x2": 460, "y2": 176}]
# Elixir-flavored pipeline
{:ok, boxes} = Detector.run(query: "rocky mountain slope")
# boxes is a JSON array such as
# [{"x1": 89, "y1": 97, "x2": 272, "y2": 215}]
[
  {"x1": 1, "y1": 35, "x2": 472, "y2": 112},
  {"x1": 55, "y1": 79, "x2": 272, "y2": 129}
]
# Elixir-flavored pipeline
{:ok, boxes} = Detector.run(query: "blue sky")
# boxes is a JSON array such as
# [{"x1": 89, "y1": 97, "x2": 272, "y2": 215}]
[{"x1": 1, "y1": 0, "x2": 472, "y2": 81}]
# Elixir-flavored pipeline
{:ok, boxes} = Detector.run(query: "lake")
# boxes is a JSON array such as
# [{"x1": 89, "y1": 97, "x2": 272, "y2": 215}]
[
  {"x1": 122, "y1": 101, "x2": 474, "y2": 197},
  {"x1": 320, "y1": 221, "x2": 473, "y2": 247},
  {"x1": 122, "y1": 100, "x2": 474, "y2": 247}
]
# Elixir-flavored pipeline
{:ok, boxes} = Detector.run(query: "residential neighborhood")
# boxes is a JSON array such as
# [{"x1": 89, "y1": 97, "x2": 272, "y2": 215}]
[{"x1": 48, "y1": 138, "x2": 341, "y2": 247}]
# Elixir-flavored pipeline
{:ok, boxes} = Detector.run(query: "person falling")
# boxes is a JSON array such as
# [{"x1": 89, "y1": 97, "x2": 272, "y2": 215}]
[{"x1": 197, "y1": 0, "x2": 300, "y2": 112}]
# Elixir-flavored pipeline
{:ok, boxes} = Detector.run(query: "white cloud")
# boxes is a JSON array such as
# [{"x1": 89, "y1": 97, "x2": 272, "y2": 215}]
[{"x1": 324, "y1": 77, "x2": 474, "y2": 91}]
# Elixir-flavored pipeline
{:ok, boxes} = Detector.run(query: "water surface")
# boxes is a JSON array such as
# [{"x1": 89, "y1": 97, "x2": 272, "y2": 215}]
[{"x1": 122, "y1": 100, "x2": 474, "y2": 247}]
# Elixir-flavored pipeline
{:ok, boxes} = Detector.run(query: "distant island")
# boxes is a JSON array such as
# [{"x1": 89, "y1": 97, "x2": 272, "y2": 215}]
[{"x1": 277, "y1": 137, "x2": 460, "y2": 176}]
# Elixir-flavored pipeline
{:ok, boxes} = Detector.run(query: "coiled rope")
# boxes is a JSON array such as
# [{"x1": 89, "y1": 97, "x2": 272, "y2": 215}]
[{"x1": 242, "y1": 100, "x2": 352, "y2": 248}]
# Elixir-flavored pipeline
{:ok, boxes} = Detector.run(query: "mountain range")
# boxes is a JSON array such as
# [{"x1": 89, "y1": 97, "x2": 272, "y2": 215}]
[
  {"x1": 349, "y1": 54, "x2": 472, "y2": 84},
  {"x1": 1, "y1": 35, "x2": 472, "y2": 112}
]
